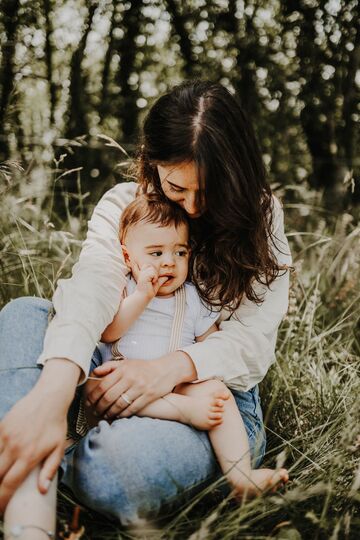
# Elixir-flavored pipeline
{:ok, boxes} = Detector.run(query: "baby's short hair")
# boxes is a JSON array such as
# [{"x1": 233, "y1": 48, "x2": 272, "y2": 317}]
[{"x1": 120, "y1": 192, "x2": 189, "y2": 243}]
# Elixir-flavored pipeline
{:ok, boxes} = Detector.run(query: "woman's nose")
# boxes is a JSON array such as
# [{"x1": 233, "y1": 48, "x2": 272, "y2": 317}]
[{"x1": 184, "y1": 194, "x2": 199, "y2": 215}]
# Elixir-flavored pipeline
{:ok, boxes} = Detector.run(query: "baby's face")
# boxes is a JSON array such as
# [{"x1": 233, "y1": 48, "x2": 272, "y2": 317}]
[{"x1": 122, "y1": 221, "x2": 190, "y2": 296}]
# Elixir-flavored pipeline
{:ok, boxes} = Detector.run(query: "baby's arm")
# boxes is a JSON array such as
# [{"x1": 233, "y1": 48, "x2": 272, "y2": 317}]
[
  {"x1": 195, "y1": 322, "x2": 219, "y2": 342},
  {"x1": 101, "y1": 265, "x2": 168, "y2": 342},
  {"x1": 101, "y1": 290, "x2": 150, "y2": 342}
]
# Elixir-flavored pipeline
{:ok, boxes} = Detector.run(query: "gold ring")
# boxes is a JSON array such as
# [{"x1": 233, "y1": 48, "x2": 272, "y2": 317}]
[{"x1": 121, "y1": 393, "x2": 132, "y2": 405}]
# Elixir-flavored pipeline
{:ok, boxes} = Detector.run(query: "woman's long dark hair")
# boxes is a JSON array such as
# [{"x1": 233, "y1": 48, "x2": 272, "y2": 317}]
[{"x1": 135, "y1": 80, "x2": 287, "y2": 312}]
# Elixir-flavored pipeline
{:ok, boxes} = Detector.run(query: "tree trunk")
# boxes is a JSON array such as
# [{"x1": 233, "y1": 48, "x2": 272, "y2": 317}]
[
  {"x1": 0, "y1": 0, "x2": 20, "y2": 160},
  {"x1": 65, "y1": 0, "x2": 97, "y2": 139},
  {"x1": 292, "y1": 6, "x2": 344, "y2": 202},
  {"x1": 220, "y1": 1, "x2": 262, "y2": 119},
  {"x1": 165, "y1": 0, "x2": 195, "y2": 78},
  {"x1": 99, "y1": 0, "x2": 118, "y2": 124},
  {"x1": 43, "y1": 0, "x2": 56, "y2": 126},
  {"x1": 115, "y1": 0, "x2": 143, "y2": 141},
  {"x1": 341, "y1": 7, "x2": 360, "y2": 172},
  {"x1": 54, "y1": 1, "x2": 98, "y2": 219}
]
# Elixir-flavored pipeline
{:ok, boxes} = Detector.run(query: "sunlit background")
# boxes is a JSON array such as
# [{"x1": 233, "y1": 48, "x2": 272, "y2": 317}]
[{"x1": 1, "y1": 0, "x2": 359, "y2": 214}]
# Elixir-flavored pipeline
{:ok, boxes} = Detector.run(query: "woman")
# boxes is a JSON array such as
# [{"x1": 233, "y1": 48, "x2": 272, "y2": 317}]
[{"x1": 0, "y1": 80, "x2": 291, "y2": 527}]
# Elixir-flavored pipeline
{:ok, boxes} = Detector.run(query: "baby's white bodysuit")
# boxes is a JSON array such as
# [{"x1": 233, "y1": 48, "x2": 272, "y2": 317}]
[{"x1": 98, "y1": 277, "x2": 219, "y2": 362}]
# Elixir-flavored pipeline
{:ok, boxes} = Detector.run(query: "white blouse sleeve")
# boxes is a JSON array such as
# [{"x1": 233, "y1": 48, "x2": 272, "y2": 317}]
[
  {"x1": 179, "y1": 196, "x2": 292, "y2": 392},
  {"x1": 194, "y1": 304, "x2": 220, "y2": 338},
  {"x1": 37, "y1": 182, "x2": 138, "y2": 383},
  {"x1": 186, "y1": 283, "x2": 220, "y2": 338}
]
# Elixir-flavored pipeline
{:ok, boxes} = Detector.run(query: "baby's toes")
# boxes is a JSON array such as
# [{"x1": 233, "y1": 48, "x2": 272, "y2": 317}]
[
  {"x1": 209, "y1": 417, "x2": 223, "y2": 427},
  {"x1": 278, "y1": 469, "x2": 289, "y2": 484},
  {"x1": 269, "y1": 469, "x2": 289, "y2": 492},
  {"x1": 213, "y1": 390, "x2": 230, "y2": 403},
  {"x1": 214, "y1": 398, "x2": 225, "y2": 407},
  {"x1": 209, "y1": 412, "x2": 223, "y2": 420},
  {"x1": 211, "y1": 405, "x2": 224, "y2": 413}
]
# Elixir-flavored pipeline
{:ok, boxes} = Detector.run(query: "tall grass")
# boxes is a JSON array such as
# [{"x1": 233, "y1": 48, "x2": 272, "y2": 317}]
[{"x1": 0, "y1": 161, "x2": 359, "y2": 539}]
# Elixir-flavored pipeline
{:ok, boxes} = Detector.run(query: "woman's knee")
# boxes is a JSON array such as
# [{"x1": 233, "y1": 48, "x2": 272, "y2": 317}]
[
  {"x1": 0, "y1": 296, "x2": 52, "y2": 323},
  {"x1": 0, "y1": 296, "x2": 53, "y2": 370},
  {"x1": 0, "y1": 298, "x2": 49, "y2": 416}
]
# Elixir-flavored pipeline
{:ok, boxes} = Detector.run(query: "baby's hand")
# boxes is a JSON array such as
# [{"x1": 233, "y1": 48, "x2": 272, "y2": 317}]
[{"x1": 133, "y1": 264, "x2": 168, "y2": 299}]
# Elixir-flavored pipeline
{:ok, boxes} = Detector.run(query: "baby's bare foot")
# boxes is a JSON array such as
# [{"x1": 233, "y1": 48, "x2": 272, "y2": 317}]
[
  {"x1": 181, "y1": 390, "x2": 230, "y2": 430},
  {"x1": 231, "y1": 468, "x2": 289, "y2": 500}
]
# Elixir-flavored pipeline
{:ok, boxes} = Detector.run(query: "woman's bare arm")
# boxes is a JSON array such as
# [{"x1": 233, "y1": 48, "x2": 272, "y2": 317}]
[{"x1": 0, "y1": 358, "x2": 81, "y2": 513}]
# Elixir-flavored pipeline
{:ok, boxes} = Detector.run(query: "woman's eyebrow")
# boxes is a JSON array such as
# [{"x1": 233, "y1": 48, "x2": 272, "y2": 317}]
[
  {"x1": 167, "y1": 179, "x2": 201, "y2": 193},
  {"x1": 167, "y1": 180, "x2": 186, "y2": 189}
]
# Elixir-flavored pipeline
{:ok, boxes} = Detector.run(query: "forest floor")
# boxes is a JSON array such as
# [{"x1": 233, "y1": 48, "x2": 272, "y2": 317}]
[{"x1": 0, "y1": 162, "x2": 359, "y2": 539}]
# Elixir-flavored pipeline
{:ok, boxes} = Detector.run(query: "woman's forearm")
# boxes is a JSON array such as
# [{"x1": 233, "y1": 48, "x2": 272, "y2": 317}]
[
  {"x1": 87, "y1": 352, "x2": 198, "y2": 419},
  {"x1": 0, "y1": 360, "x2": 79, "y2": 511},
  {"x1": 35, "y1": 358, "x2": 81, "y2": 411},
  {"x1": 156, "y1": 350, "x2": 198, "y2": 388}
]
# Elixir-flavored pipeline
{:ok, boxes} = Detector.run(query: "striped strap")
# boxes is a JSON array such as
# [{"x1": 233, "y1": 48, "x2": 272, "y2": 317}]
[
  {"x1": 113, "y1": 282, "x2": 186, "y2": 355},
  {"x1": 168, "y1": 284, "x2": 186, "y2": 352}
]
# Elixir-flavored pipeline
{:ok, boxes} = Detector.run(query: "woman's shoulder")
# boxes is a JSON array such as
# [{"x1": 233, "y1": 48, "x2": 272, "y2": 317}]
[
  {"x1": 271, "y1": 193, "x2": 283, "y2": 213},
  {"x1": 87, "y1": 181, "x2": 138, "y2": 238},
  {"x1": 270, "y1": 193, "x2": 285, "y2": 233},
  {"x1": 100, "y1": 181, "x2": 138, "y2": 209}
]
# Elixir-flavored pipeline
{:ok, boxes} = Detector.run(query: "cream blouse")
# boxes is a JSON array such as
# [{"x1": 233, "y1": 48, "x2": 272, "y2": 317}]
[{"x1": 37, "y1": 181, "x2": 292, "y2": 391}]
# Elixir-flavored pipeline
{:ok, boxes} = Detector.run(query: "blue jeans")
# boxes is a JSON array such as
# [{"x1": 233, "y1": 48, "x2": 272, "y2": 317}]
[{"x1": 0, "y1": 297, "x2": 266, "y2": 524}]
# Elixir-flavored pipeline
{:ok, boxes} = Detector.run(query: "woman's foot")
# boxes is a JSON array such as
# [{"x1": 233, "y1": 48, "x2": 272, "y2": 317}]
[
  {"x1": 172, "y1": 389, "x2": 231, "y2": 430},
  {"x1": 230, "y1": 468, "x2": 289, "y2": 499}
]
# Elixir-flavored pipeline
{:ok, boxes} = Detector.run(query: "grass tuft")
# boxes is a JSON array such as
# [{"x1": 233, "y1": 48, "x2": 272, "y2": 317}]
[{"x1": 0, "y1": 165, "x2": 359, "y2": 539}]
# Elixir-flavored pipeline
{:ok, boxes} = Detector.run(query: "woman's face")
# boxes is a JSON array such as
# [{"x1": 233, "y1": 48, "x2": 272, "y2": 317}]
[{"x1": 157, "y1": 161, "x2": 204, "y2": 218}]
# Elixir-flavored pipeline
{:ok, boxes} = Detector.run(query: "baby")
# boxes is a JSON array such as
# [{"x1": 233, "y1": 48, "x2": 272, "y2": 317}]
[{"x1": 86, "y1": 193, "x2": 288, "y2": 498}]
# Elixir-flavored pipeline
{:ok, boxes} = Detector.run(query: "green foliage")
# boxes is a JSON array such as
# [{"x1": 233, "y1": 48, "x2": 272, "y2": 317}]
[
  {"x1": 0, "y1": 0, "x2": 359, "y2": 206},
  {"x1": 0, "y1": 158, "x2": 359, "y2": 538}
]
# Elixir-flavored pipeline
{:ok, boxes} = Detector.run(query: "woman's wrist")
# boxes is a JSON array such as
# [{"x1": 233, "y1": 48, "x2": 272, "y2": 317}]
[
  {"x1": 158, "y1": 351, "x2": 198, "y2": 387},
  {"x1": 33, "y1": 358, "x2": 81, "y2": 411}
]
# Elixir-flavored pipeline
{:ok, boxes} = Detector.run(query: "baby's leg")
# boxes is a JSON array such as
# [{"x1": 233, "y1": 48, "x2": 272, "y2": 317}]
[
  {"x1": 4, "y1": 466, "x2": 57, "y2": 539},
  {"x1": 82, "y1": 374, "x2": 229, "y2": 431},
  {"x1": 135, "y1": 385, "x2": 230, "y2": 431},
  {"x1": 175, "y1": 380, "x2": 288, "y2": 498}
]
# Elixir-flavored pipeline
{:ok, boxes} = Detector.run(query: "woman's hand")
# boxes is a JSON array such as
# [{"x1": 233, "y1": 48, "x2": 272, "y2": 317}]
[
  {"x1": 0, "y1": 358, "x2": 80, "y2": 514},
  {"x1": 0, "y1": 386, "x2": 67, "y2": 513},
  {"x1": 85, "y1": 359, "x2": 165, "y2": 419},
  {"x1": 85, "y1": 352, "x2": 197, "y2": 420}
]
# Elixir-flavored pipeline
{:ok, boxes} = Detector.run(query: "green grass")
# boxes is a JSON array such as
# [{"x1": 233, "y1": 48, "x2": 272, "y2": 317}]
[{"x1": 0, "y1": 161, "x2": 359, "y2": 539}]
